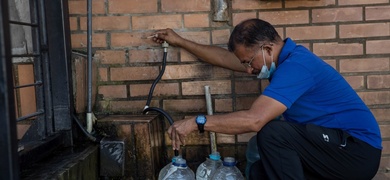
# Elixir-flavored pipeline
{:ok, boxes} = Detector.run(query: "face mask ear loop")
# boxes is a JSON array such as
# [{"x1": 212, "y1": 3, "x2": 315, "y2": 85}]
[{"x1": 262, "y1": 46, "x2": 267, "y2": 66}]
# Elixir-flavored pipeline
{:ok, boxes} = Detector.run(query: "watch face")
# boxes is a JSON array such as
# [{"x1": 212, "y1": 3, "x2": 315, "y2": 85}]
[{"x1": 196, "y1": 115, "x2": 207, "y2": 124}]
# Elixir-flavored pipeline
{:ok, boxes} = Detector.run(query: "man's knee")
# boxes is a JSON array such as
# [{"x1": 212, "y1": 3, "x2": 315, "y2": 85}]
[{"x1": 257, "y1": 120, "x2": 290, "y2": 146}]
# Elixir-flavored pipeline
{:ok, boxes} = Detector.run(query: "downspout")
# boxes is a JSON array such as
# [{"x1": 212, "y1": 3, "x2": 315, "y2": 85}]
[
  {"x1": 204, "y1": 86, "x2": 217, "y2": 153},
  {"x1": 86, "y1": 0, "x2": 93, "y2": 133}
]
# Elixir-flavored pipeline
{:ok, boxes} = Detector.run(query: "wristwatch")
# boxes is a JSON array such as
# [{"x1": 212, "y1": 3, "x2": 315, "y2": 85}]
[{"x1": 195, "y1": 115, "x2": 207, "y2": 133}]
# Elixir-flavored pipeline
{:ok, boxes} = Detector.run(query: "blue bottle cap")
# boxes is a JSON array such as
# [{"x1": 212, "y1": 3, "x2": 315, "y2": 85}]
[
  {"x1": 209, "y1": 152, "x2": 221, "y2": 161},
  {"x1": 222, "y1": 157, "x2": 236, "y2": 167},
  {"x1": 173, "y1": 158, "x2": 187, "y2": 167}
]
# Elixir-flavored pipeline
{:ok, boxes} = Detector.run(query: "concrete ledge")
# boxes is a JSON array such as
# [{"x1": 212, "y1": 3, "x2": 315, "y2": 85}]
[{"x1": 21, "y1": 144, "x2": 99, "y2": 180}]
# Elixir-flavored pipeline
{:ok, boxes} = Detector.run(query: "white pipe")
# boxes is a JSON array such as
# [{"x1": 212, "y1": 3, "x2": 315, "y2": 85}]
[{"x1": 204, "y1": 86, "x2": 217, "y2": 153}]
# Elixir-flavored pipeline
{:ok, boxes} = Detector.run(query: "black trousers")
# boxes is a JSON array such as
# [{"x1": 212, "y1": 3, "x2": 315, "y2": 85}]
[{"x1": 249, "y1": 120, "x2": 381, "y2": 180}]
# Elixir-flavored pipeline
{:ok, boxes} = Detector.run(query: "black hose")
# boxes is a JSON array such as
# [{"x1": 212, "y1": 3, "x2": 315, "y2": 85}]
[
  {"x1": 72, "y1": 114, "x2": 98, "y2": 142},
  {"x1": 145, "y1": 51, "x2": 167, "y2": 106},
  {"x1": 143, "y1": 107, "x2": 174, "y2": 125},
  {"x1": 143, "y1": 50, "x2": 178, "y2": 156}
]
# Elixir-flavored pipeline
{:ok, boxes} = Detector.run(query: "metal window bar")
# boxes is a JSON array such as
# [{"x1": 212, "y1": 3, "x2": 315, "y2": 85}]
[{"x1": 11, "y1": 0, "x2": 51, "y2": 141}]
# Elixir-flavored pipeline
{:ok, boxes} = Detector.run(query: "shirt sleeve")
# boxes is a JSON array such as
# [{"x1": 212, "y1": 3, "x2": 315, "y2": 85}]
[{"x1": 263, "y1": 61, "x2": 314, "y2": 109}]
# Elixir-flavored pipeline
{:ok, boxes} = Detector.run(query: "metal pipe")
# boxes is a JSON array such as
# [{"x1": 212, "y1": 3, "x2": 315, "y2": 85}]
[
  {"x1": 212, "y1": 0, "x2": 229, "y2": 22},
  {"x1": 86, "y1": 0, "x2": 93, "y2": 133},
  {"x1": 204, "y1": 86, "x2": 217, "y2": 153}
]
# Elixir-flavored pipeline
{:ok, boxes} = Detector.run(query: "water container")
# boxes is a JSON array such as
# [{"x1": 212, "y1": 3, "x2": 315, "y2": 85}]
[
  {"x1": 245, "y1": 135, "x2": 260, "y2": 177},
  {"x1": 196, "y1": 152, "x2": 223, "y2": 180},
  {"x1": 158, "y1": 155, "x2": 182, "y2": 180},
  {"x1": 161, "y1": 158, "x2": 195, "y2": 180},
  {"x1": 211, "y1": 157, "x2": 244, "y2": 180}
]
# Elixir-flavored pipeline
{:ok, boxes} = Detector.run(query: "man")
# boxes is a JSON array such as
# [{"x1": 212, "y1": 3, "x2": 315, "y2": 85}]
[{"x1": 152, "y1": 19, "x2": 382, "y2": 179}]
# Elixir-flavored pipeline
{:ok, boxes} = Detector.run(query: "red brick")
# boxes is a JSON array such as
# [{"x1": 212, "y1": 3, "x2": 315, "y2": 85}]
[
  {"x1": 163, "y1": 99, "x2": 206, "y2": 112},
  {"x1": 275, "y1": 27, "x2": 285, "y2": 39},
  {"x1": 108, "y1": 0, "x2": 157, "y2": 14},
  {"x1": 232, "y1": 0, "x2": 281, "y2": 10},
  {"x1": 215, "y1": 98, "x2": 233, "y2": 112},
  {"x1": 313, "y1": 42, "x2": 363, "y2": 56},
  {"x1": 68, "y1": 0, "x2": 105, "y2": 14},
  {"x1": 212, "y1": 66, "x2": 232, "y2": 78},
  {"x1": 98, "y1": 85, "x2": 127, "y2": 99},
  {"x1": 178, "y1": 31, "x2": 211, "y2": 45},
  {"x1": 95, "y1": 50, "x2": 126, "y2": 64},
  {"x1": 130, "y1": 83, "x2": 180, "y2": 97},
  {"x1": 368, "y1": 75, "x2": 390, "y2": 89},
  {"x1": 184, "y1": 14, "x2": 210, "y2": 28},
  {"x1": 132, "y1": 15, "x2": 182, "y2": 30},
  {"x1": 232, "y1": 12, "x2": 257, "y2": 26},
  {"x1": 339, "y1": 0, "x2": 388, "y2": 5},
  {"x1": 259, "y1": 10, "x2": 309, "y2": 25},
  {"x1": 367, "y1": 40, "x2": 390, "y2": 54},
  {"x1": 216, "y1": 134, "x2": 235, "y2": 144},
  {"x1": 162, "y1": 0, "x2": 210, "y2": 12},
  {"x1": 99, "y1": 68, "x2": 108, "y2": 81},
  {"x1": 382, "y1": 140, "x2": 390, "y2": 154},
  {"x1": 324, "y1": 59, "x2": 337, "y2": 69},
  {"x1": 237, "y1": 132, "x2": 257, "y2": 143},
  {"x1": 236, "y1": 96, "x2": 258, "y2": 110},
  {"x1": 285, "y1": 0, "x2": 335, "y2": 8},
  {"x1": 110, "y1": 100, "x2": 159, "y2": 113},
  {"x1": 162, "y1": 64, "x2": 212, "y2": 80},
  {"x1": 212, "y1": 29, "x2": 230, "y2": 45},
  {"x1": 111, "y1": 32, "x2": 157, "y2": 48},
  {"x1": 286, "y1": 25, "x2": 336, "y2": 40},
  {"x1": 312, "y1": 7, "x2": 362, "y2": 23},
  {"x1": 182, "y1": 80, "x2": 232, "y2": 95},
  {"x1": 111, "y1": 67, "x2": 159, "y2": 81},
  {"x1": 378, "y1": 156, "x2": 390, "y2": 175},
  {"x1": 357, "y1": 91, "x2": 390, "y2": 106},
  {"x1": 69, "y1": 17, "x2": 78, "y2": 31},
  {"x1": 343, "y1": 76, "x2": 364, "y2": 90},
  {"x1": 80, "y1": 16, "x2": 130, "y2": 31},
  {"x1": 340, "y1": 58, "x2": 389, "y2": 73},
  {"x1": 380, "y1": 125, "x2": 390, "y2": 139},
  {"x1": 366, "y1": 6, "x2": 390, "y2": 21},
  {"x1": 129, "y1": 49, "x2": 179, "y2": 63},
  {"x1": 235, "y1": 80, "x2": 261, "y2": 94},
  {"x1": 71, "y1": 33, "x2": 107, "y2": 48},
  {"x1": 17, "y1": 64, "x2": 36, "y2": 116},
  {"x1": 371, "y1": 109, "x2": 390, "y2": 122},
  {"x1": 340, "y1": 23, "x2": 390, "y2": 38},
  {"x1": 180, "y1": 49, "x2": 198, "y2": 62}
]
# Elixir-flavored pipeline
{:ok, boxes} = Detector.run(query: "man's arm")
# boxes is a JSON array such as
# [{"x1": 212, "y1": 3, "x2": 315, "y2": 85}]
[
  {"x1": 168, "y1": 95, "x2": 287, "y2": 150},
  {"x1": 153, "y1": 28, "x2": 247, "y2": 72}
]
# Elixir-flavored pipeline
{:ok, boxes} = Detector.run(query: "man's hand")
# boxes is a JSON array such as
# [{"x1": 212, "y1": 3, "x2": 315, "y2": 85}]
[
  {"x1": 152, "y1": 28, "x2": 183, "y2": 47},
  {"x1": 167, "y1": 117, "x2": 197, "y2": 150}
]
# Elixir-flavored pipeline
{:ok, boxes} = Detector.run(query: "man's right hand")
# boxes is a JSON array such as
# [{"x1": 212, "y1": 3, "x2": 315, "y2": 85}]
[{"x1": 152, "y1": 28, "x2": 183, "y2": 47}]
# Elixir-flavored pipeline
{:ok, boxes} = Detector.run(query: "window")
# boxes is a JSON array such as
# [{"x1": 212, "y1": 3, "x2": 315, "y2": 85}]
[{"x1": 0, "y1": 0, "x2": 73, "y2": 178}]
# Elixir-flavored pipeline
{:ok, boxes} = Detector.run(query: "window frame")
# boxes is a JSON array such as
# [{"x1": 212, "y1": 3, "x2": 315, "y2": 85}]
[{"x1": 0, "y1": 0, "x2": 74, "y2": 176}]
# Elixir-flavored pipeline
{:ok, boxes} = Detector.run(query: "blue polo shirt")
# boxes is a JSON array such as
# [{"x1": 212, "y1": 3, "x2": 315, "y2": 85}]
[{"x1": 262, "y1": 38, "x2": 382, "y2": 149}]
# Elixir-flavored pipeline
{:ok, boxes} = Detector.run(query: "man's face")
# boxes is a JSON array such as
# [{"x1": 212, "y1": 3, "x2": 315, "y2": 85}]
[{"x1": 234, "y1": 44, "x2": 263, "y2": 75}]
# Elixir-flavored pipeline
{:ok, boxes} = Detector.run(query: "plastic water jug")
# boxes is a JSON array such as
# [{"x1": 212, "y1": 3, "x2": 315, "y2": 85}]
[
  {"x1": 158, "y1": 155, "x2": 182, "y2": 180},
  {"x1": 196, "y1": 152, "x2": 223, "y2": 180},
  {"x1": 211, "y1": 157, "x2": 244, "y2": 180},
  {"x1": 160, "y1": 157, "x2": 195, "y2": 180},
  {"x1": 246, "y1": 135, "x2": 260, "y2": 177}
]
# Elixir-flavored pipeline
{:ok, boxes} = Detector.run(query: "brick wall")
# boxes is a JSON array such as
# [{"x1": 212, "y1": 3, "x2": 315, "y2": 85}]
[{"x1": 69, "y1": 0, "x2": 390, "y2": 177}]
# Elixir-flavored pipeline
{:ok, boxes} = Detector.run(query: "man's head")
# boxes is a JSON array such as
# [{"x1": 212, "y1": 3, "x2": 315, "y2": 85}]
[
  {"x1": 229, "y1": 19, "x2": 283, "y2": 77},
  {"x1": 228, "y1": 18, "x2": 282, "y2": 52}
]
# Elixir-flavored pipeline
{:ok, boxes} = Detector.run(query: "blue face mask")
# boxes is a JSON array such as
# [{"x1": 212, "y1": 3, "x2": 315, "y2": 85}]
[{"x1": 257, "y1": 47, "x2": 275, "y2": 79}]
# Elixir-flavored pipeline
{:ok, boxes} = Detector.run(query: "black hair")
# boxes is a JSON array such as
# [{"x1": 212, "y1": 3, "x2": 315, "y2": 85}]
[{"x1": 228, "y1": 18, "x2": 281, "y2": 52}]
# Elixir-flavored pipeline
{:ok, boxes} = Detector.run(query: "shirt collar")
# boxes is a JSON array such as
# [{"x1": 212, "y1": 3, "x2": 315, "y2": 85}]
[{"x1": 278, "y1": 38, "x2": 296, "y2": 65}]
